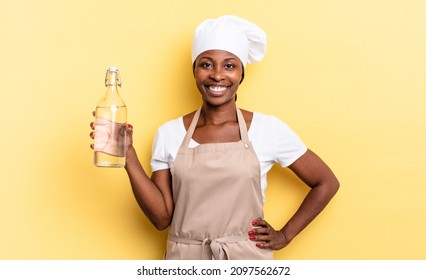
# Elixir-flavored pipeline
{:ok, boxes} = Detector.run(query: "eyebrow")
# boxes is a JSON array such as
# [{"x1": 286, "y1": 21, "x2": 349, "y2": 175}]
[{"x1": 198, "y1": 56, "x2": 238, "y2": 62}]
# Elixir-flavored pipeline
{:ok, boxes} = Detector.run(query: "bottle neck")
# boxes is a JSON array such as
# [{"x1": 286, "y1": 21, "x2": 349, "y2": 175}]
[
  {"x1": 105, "y1": 70, "x2": 122, "y2": 88},
  {"x1": 98, "y1": 68, "x2": 126, "y2": 107},
  {"x1": 105, "y1": 84, "x2": 119, "y2": 97}
]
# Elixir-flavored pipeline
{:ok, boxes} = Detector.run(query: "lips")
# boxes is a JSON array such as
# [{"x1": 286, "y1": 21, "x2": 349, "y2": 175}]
[
  {"x1": 208, "y1": 86, "x2": 227, "y2": 92},
  {"x1": 206, "y1": 85, "x2": 229, "y2": 96}
]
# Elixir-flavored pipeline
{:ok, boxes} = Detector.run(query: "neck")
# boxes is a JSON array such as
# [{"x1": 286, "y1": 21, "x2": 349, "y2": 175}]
[{"x1": 200, "y1": 103, "x2": 237, "y2": 125}]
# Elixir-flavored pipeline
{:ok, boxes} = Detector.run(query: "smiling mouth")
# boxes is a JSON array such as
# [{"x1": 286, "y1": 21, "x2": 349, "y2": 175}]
[{"x1": 207, "y1": 86, "x2": 228, "y2": 93}]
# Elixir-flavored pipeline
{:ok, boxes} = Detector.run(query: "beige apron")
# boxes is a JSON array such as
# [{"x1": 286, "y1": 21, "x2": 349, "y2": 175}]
[{"x1": 165, "y1": 107, "x2": 273, "y2": 260}]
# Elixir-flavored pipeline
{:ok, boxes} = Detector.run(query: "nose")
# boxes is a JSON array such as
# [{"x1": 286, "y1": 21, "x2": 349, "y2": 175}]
[{"x1": 209, "y1": 67, "x2": 225, "y2": 81}]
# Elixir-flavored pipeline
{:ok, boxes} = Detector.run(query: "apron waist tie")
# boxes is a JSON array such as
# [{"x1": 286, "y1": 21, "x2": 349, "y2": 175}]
[{"x1": 168, "y1": 234, "x2": 248, "y2": 260}]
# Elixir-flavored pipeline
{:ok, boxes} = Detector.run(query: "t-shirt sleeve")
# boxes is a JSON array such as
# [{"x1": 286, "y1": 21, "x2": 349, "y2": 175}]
[
  {"x1": 150, "y1": 127, "x2": 171, "y2": 172},
  {"x1": 271, "y1": 116, "x2": 307, "y2": 167}
]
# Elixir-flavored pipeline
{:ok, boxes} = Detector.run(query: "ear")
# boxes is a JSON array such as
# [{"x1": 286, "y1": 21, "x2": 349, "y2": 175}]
[
  {"x1": 192, "y1": 61, "x2": 196, "y2": 75},
  {"x1": 239, "y1": 69, "x2": 245, "y2": 84}
]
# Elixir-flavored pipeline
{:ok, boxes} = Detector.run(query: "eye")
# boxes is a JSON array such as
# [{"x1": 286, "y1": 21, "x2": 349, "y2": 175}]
[
  {"x1": 200, "y1": 62, "x2": 212, "y2": 68},
  {"x1": 225, "y1": 63, "x2": 235, "y2": 69}
]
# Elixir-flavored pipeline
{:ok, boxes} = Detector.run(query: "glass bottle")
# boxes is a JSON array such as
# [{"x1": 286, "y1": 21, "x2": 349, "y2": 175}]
[{"x1": 93, "y1": 66, "x2": 127, "y2": 167}]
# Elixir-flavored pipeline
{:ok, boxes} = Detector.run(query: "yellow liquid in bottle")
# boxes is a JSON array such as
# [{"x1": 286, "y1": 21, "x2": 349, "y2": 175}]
[{"x1": 93, "y1": 105, "x2": 127, "y2": 167}]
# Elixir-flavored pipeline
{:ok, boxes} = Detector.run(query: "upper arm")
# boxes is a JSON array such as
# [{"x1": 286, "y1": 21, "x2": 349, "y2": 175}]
[
  {"x1": 288, "y1": 149, "x2": 339, "y2": 191},
  {"x1": 151, "y1": 169, "x2": 174, "y2": 221}
]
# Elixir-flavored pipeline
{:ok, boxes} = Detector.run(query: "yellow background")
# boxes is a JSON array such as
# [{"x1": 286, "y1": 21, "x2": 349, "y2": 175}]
[{"x1": 1, "y1": 0, "x2": 425, "y2": 260}]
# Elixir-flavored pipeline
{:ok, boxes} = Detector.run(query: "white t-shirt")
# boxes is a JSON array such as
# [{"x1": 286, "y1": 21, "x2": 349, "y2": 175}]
[{"x1": 151, "y1": 112, "x2": 307, "y2": 202}]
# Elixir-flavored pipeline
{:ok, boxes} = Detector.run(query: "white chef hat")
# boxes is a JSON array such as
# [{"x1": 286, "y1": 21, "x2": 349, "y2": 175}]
[{"x1": 191, "y1": 15, "x2": 266, "y2": 68}]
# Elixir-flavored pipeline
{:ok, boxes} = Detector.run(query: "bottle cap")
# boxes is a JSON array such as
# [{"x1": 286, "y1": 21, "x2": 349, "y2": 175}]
[{"x1": 108, "y1": 66, "x2": 119, "y2": 72}]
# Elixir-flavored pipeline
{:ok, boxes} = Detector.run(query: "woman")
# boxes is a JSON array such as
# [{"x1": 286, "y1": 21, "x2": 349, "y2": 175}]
[{"x1": 90, "y1": 15, "x2": 339, "y2": 260}]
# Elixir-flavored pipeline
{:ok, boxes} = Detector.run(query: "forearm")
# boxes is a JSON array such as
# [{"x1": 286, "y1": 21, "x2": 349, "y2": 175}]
[
  {"x1": 281, "y1": 182, "x2": 339, "y2": 243},
  {"x1": 125, "y1": 146, "x2": 172, "y2": 230}
]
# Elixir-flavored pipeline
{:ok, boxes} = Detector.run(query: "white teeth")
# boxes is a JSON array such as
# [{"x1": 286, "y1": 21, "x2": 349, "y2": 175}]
[{"x1": 209, "y1": 86, "x2": 227, "y2": 92}]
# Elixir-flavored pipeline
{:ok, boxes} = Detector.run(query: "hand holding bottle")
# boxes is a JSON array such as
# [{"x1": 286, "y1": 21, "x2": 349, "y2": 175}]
[
  {"x1": 92, "y1": 114, "x2": 127, "y2": 157},
  {"x1": 90, "y1": 112, "x2": 133, "y2": 157}
]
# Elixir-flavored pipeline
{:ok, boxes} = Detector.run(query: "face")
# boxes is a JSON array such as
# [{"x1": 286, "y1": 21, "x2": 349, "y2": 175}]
[{"x1": 193, "y1": 50, "x2": 244, "y2": 106}]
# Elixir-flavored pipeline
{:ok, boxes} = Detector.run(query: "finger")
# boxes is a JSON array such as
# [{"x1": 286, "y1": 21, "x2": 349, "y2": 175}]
[
  {"x1": 126, "y1": 124, "x2": 134, "y2": 138},
  {"x1": 255, "y1": 242, "x2": 269, "y2": 249},
  {"x1": 250, "y1": 227, "x2": 269, "y2": 235},
  {"x1": 251, "y1": 234, "x2": 271, "y2": 242},
  {"x1": 94, "y1": 117, "x2": 112, "y2": 125},
  {"x1": 252, "y1": 219, "x2": 270, "y2": 229},
  {"x1": 118, "y1": 123, "x2": 127, "y2": 137},
  {"x1": 125, "y1": 124, "x2": 133, "y2": 135},
  {"x1": 252, "y1": 218, "x2": 262, "y2": 226},
  {"x1": 249, "y1": 219, "x2": 271, "y2": 237},
  {"x1": 252, "y1": 218, "x2": 267, "y2": 226},
  {"x1": 256, "y1": 240, "x2": 280, "y2": 249}
]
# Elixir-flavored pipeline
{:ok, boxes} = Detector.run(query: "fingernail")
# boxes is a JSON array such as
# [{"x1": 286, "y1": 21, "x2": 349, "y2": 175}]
[
  {"x1": 127, "y1": 124, "x2": 133, "y2": 129},
  {"x1": 249, "y1": 236, "x2": 255, "y2": 240},
  {"x1": 252, "y1": 221, "x2": 257, "y2": 226},
  {"x1": 248, "y1": 230, "x2": 254, "y2": 235},
  {"x1": 256, "y1": 243, "x2": 262, "y2": 247}
]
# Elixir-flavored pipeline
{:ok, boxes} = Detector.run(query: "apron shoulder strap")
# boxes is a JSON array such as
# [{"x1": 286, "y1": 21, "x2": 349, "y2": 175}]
[
  {"x1": 181, "y1": 107, "x2": 201, "y2": 148},
  {"x1": 236, "y1": 108, "x2": 250, "y2": 144},
  {"x1": 180, "y1": 107, "x2": 249, "y2": 148}
]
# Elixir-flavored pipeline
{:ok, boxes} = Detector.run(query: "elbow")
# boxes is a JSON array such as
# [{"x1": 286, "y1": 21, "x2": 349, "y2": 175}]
[
  {"x1": 151, "y1": 216, "x2": 172, "y2": 231},
  {"x1": 313, "y1": 175, "x2": 340, "y2": 198},
  {"x1": 154, "y1": 222, "x2": 170, "y2": 231},
  {"x1": 141, "y1": 206, "x2": 173, "y2": 231},
  {"x1": 329, "y1": 176, "x2": 340, "y2": 197}
]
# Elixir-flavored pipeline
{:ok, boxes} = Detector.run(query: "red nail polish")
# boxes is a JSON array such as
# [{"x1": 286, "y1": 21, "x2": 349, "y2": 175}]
[
  {"x1": 252, "y1": 221, "x2": 257, "y2": 226},
  {"x1": 248, "y1": 230, "x2": 254, "y2": 235},
  {"x1": 256, "y1": 243, "x2": 262, "y2": 247},
  {"x1": 249, "y1": 236, "x2": 255, "y2": 240},
  {"x1": 127, "y1": 124, "x2": 133, "y2": 129}
]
